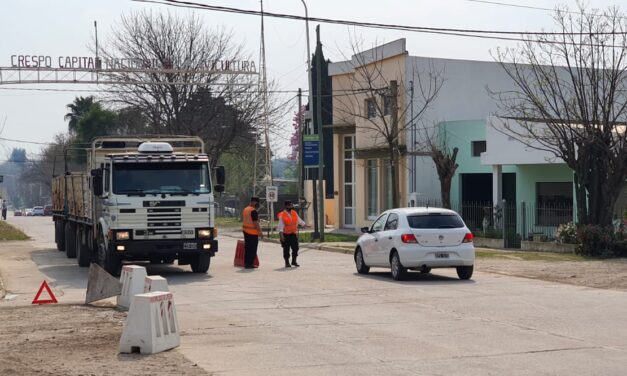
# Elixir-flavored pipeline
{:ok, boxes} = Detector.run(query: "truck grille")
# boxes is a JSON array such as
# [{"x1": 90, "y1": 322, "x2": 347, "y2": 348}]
[{"x1": 147, "y1": 208, "x2": 182, "y2": 235}]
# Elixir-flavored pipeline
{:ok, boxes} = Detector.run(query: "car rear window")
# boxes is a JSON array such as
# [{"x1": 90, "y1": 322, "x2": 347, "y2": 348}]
[{"x1": 407, "y1": 214, "x2": 465, "y2": 229}]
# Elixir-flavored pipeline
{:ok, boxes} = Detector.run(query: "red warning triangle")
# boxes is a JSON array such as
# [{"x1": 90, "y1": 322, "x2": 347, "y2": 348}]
[{"x1": 32, "y1": 280, "x2": 58, "y2": 305}]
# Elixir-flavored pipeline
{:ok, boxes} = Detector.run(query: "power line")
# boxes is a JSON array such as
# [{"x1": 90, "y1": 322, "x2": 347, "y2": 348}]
[
  {"x1": 134, "y1": 0, "x2": 627, "y2": 39},
  {"x1": 0, "y1": 137, "x2": 55, "y2": 145}
]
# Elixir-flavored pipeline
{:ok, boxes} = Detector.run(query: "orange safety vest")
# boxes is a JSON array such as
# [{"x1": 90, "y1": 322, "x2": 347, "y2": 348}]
[
  {"x1": 278, "y1": 210, "x2": 299, "y2": 235},
  {"x1": 242, "y1": 206, "x2": 261, "y2": 235}
]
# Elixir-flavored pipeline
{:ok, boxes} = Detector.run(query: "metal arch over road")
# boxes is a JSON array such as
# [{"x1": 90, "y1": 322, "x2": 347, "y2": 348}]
[{"x1": 0, "y1": 66, "x2": 258, "y2": 86}]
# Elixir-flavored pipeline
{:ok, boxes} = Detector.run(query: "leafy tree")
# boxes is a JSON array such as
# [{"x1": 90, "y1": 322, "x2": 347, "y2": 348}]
[
  {"x1": 493, "y1": 4, "x2": 627, "y2": 226},
  {"x1": 64, "y1": 96, "x2": 96, "y2": 135}
]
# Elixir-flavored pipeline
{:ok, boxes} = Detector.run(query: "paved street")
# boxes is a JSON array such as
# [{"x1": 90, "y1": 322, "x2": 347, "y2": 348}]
[{"x1": 2, "y1": 216, "x2": 627, "y2": 375}]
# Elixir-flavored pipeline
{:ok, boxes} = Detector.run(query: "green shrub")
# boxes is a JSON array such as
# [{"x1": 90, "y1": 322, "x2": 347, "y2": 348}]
[
  {"x1": 555, "y1": 222, "x2": 578, "y2": 244},
  {"x1": 576, "y1": 225, "x2": 617, "y2": 257}
]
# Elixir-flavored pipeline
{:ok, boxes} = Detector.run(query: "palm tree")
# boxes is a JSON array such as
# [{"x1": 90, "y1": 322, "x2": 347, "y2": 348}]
[{"x1": 64, "y1": 96, "x2": 96, "y2": 134}]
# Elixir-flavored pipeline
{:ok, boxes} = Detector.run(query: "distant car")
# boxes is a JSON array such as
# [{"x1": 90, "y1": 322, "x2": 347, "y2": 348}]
[
  {"x1": 354, "y1": 207, "x2": 475, "y2": 281},
  {"x1": 14, "y1": 210, "x2": 22, "y2": 217},
  {"x1": 25, "y1": 208, "x2": 34, "y2": 216},
  {"x1": 44, "y1": 205, "x2": 53, "y2": 216},
  {"x1": 32, "y1": 206, "x2": 45, "y2": 216},
  {"x1": 224, "y1": 206, "x2": 236, "y2": 217}
]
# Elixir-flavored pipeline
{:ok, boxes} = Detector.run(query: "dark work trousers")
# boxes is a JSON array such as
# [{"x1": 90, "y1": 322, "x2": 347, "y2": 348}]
[
  {"x1": 243, "y1": 232, "x2": 259, "y2": 267},
  {"x1": 281, "y1": 233, "x2": 299, "y2": 260},
  {"x1": 1, "y1": 209, "x2": 6, "y2": 220}
]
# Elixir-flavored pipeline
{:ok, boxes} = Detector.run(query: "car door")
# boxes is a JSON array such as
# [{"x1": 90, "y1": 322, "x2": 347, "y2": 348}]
[
  {"x1": 376, "y1": 212, "x2": 399, "y2": 264},
  {"x1": 362, "y1": 213, "x2": 388, "y2": 266}
]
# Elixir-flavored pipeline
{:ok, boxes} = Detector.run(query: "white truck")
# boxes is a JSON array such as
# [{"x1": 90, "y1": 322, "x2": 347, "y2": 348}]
[{"x1": 52, "y1": 136, "x2": 224, "y2": 275}]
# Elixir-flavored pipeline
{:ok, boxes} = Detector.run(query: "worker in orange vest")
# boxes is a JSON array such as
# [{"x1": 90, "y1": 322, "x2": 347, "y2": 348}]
[
  {"x1": 242, "y1": 197, "x2": 263, "y2": 269},
  {"x1": 277, "y1": 200, "x2": 308, "y2": 268}
]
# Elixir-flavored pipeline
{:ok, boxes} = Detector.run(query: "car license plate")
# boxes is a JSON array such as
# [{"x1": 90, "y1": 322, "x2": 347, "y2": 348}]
[
  {"x1": 435, "y1": 252, "x2": 449, "y2": 259},
  {"x1": 183, "y1": 242, "x2": 197, "y2": 250}
]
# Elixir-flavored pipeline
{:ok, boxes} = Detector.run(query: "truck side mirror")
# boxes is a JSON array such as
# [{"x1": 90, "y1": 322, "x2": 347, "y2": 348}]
[
  {"x1": 91, "y1": 169, "x2": 103, "y2": 196},
  {"x1": 215, "y1": 166, "x2": 226, "y2": 185}
]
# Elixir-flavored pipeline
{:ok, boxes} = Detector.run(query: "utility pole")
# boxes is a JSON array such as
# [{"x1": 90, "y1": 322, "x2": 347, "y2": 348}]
[
  {"x1": 315, "y1": 25, "x2": 325, "y2": 241},
  {"x1": 390, "y1": 80, "x2": 399, "y2": 209},
  {"x1": 297, "y1": 88, "x2": 304, "y2": 217}
]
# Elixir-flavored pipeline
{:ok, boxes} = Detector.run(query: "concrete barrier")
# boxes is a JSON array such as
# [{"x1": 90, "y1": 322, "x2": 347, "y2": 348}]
[
  {"x1": 143, "y1": 275, "x2": 169, "y2": 293},
  {"x1": 117, "y1": 265, "x2": 147, "y2": 311},
  {"x1": 119, "y1": 291, "x2": 180, "y2": 354}
]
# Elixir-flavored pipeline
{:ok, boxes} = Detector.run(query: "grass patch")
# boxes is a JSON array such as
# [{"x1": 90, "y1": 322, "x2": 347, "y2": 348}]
[
  {"x1": 270, "y1": 232, "x2": 358, "y2": 243},
  {"x1": 476, "y1": 249, "x2": 590, "y2": 262},
  {"x1": 215, "y1": 216, "x2": 241, "y2": 228},
  {"x1": 0, "y1": 221, "x2": 29, "y2": 241}
]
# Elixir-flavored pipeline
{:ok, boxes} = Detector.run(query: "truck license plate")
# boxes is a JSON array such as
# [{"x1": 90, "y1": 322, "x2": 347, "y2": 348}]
[
  {"x1": 435, "y1": 252, "x2": 449, "y2": 259},
  {"x1": 183, "y1": 242, "x2": 197, "y2": 250}
]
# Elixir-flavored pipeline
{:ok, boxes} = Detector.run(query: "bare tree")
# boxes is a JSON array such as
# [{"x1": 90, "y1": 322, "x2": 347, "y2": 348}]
[
  {"x1": 493, "y1": 4, "x2": 627, "y2": 226},
  {"x1": 425, "y1": 130, "x2": 459, "y2": 209},
  {"x1": 334, "y1": 40, "x2": 443, "y2": 208},
  {"x1": 98, "y1": 11, "x2": 274, "y2": 164}
]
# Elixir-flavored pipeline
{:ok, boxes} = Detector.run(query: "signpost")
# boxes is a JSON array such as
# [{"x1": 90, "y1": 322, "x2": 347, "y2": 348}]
[
  {"x1": 266, "y1": 186, "x2": 278, "y2": 236},
  {"x1": 303, "y1": 134, "x2": 319, "y2": 167}
]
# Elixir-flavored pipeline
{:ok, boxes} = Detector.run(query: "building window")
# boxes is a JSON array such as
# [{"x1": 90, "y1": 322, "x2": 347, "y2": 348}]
[
  {"x1": 383, "y1": 95, "x2": 392, "y2": 116},
  {"x1": 343, "y1": 136, "x2": 355, "y2": 227},
  {"x1": 471, "y1": 141, "x2": 487, "y2": 157},
  {"x1": 536, "y1": 182, "x2": 573, "y2": 226},
  {"x1": 383, "y1": 160, "x2": 393, "y2": 210},
  {"x1": 365, "y1": 98, "x2": 376, "y2": 119},
  {"x1": 367, "y1": 160, "x2": 379, "y2": 219}
]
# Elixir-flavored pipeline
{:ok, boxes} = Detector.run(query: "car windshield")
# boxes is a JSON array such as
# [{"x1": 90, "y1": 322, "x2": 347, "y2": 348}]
[
  {"x1": 112, "y1": 162, "x2": 211, "y2": 195},
  {"x1": 407, "y1": 214, "x2": 465, "y2": 229}
]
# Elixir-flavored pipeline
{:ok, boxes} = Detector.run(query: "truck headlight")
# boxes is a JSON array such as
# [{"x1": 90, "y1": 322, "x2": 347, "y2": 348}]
[
  {"x1": 115, "y1": 231, "x2": 131, "y2": 240},
  {"x1": 197, "y1": 228, "x2": 211, "y2": 238}
]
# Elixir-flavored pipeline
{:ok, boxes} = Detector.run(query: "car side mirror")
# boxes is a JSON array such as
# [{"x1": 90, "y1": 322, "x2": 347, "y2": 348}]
[
  {"x1": 214, "y1": 184, "x2": 225, "y2": 193},
  {"x1": 91, "y1": 169, "x2": 103, "y2": 196},
  {"x1": 214, "y1": 166, "x2": 226, "y2": 185},
  {"x1": 360, "y1": 226, "x2": 370, "y2": 234}
]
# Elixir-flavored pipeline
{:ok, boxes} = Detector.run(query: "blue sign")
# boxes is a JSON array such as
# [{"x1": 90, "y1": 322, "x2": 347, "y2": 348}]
[{"x1": 303, "y1": 134, "x2": 319, "y2": 167}]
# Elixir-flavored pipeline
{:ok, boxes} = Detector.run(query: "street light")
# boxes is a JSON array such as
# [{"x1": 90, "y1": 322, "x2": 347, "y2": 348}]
[{"x1": 300, "y1": 0, "x2": 313, "y2": 127}]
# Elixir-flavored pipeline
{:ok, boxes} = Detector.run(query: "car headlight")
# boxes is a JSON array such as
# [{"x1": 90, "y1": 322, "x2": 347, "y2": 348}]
[
  {"x1": 115, "y1": 231, "x2": 130, "y2": 240},
  {"x1": 197, "y1": 228, "x2": 212, "y2": 238}
]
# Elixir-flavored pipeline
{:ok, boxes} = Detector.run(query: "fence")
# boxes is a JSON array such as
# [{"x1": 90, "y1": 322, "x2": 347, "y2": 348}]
[{"x1": 413, "y1": 198, "x2": 575, "y2": 248}]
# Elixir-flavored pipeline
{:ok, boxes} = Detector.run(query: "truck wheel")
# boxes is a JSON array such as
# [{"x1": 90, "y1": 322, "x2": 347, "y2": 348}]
[
  {"x1": 96, "y1": 231, "x2": 122, "y2": 276},
  {"x1": 76, "y1": 227, "x2": 90, "y2": 267},
  {"x1": 191, "y1": 253, "x2": 210, "y2": 273},
  {"x1": 55, "y1": 221, "x2": 65, "y2": 252},
  {"x1": 65, "y1": 222, "x2": 77, "y2": 258}
]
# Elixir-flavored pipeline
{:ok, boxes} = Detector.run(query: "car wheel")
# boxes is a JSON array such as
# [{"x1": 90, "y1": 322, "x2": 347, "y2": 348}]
[
  {"x1": 354, "y1": 247, "x2": 370, "y2": 274},
  {"x1": 456, "y1": 265, "x2": 474, "y2": 280},
  {"x1": 390, "y1": 251, "x2": 407, "y2": 281}
]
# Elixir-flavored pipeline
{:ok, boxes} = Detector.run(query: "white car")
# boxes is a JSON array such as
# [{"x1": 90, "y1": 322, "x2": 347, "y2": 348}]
[
  {"x1": 32, "y1": 206, "x2": 45, "y2": 216},
  {"x1": 354, "y1": 207, "x2": 475, "y2": 281}
]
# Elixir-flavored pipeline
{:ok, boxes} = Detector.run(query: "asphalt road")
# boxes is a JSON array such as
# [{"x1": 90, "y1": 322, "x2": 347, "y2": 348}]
[{"x1": 3, "y1": 216, "x2": 627, "y2": 376}]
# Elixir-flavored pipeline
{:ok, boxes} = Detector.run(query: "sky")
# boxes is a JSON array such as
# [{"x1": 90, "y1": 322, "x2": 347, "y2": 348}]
[{"x1": 0, "y1": 0, "x2": 623, "y2": 161}]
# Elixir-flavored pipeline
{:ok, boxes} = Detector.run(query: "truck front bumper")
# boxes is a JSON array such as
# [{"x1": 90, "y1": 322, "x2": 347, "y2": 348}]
[{"x1": 110, "y1": 238, "x2": 218, "y2": 259}]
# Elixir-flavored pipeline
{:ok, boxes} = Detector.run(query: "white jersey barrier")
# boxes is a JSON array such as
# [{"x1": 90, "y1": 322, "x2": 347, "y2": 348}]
[
  {"x1": 117, "y1": 265, "x2": 147, "y2": 311},
  {"x1": 144, "y1": 276, "x2": 169, "y2": 293},
  {"x1": 119, "y1": 291, "x2": 180, "y2": 354}
]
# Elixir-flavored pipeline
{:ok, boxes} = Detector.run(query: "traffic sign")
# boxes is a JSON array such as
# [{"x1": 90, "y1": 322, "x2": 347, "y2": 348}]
[
  {"x1": 303, "y1": 134, "x2": 319, "y2": 167},
  {"x1": 266, "y1": 186, "x2": 278, "y2": 203},
  {"x1": 32, "y1": 280, "x2": 58, "y2": 305}
]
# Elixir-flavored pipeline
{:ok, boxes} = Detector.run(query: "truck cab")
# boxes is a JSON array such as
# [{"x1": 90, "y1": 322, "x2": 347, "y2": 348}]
[{"x1": 53, "y1": 136, "x2": 224, "y2": 276}]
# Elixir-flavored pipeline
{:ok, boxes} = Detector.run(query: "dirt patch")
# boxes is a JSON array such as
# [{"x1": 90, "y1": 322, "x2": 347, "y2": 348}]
[
  {"x1": 477, "y1": 254, "x2": 627, "y2": 291},
  {"x1": 0, "y1": 304, "x2": 209, "y2": 376}
]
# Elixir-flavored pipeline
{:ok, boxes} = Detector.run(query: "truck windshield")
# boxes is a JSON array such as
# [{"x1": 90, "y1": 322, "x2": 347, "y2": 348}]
[{"x1": 112, "y1": 162, "x2": 211, "y2": 195}]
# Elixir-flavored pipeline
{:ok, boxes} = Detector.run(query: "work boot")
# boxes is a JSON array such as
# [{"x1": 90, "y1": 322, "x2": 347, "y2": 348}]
[
  {"x1": 284, "y1": 259, "x2": 291, "y2": 268},
  {"x1": 291, "y1": 257, "x2": 300, "y2": 267}
]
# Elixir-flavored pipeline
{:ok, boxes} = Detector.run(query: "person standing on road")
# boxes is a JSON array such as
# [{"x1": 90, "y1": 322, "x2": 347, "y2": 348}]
[
  {"x1": 242, "y1": 197, "x2": 263, "y2": 269},
  {"x1": 277, "y1": 200, "x2": 308, "y2": 268},
  {"x1": 1, "y1": 200, "x2": 7, "y2": 221}
]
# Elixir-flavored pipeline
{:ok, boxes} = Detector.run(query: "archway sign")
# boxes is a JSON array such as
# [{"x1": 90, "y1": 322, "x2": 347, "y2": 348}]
[{"x1": 0, "y1": 55, "x2": 258, "y2": 85}]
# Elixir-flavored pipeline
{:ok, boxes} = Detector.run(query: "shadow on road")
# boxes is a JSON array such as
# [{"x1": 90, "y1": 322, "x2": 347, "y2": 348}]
[{"x1": 355, "y1": 271, "x2": 476, "y2": 286}]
